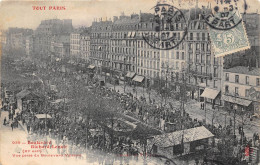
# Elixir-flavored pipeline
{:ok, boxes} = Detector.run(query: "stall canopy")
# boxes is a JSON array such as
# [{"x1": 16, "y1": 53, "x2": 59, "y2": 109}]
[
  {"x1": 201, "y1": 88, "x2": 220, "y2": 100},
  {"x1": 35, "y1": 114, "x2": 52, "y2": 119},
  {"x1": 126, "y1": 72, "x2": 136, "y2": 79},
  {"x1": 152, "y1": 126, "x2": 214, "y2": 148},
  {"x1": 133, "y1": 75, "x2": 144, "y2": 83},
  {"x1": 222, "y1": 95, "x2": 252, "y2": 107},
  {"x1": 87, "y1": 65, "x2": 95, "y2": 69}
]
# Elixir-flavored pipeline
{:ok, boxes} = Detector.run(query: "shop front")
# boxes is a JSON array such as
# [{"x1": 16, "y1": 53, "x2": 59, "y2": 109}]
[
  {"x1": 222, "y1": 95, "x2": 253, "y2": 114},
  {"x1": 201, "y1": 88, "x2": 221, "y2": 109}
]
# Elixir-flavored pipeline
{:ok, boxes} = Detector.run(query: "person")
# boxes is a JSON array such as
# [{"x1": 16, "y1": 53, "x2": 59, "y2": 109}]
[
  {"x1": 27, "y1": 125, "x2": 30, "y2": 134},
  {"x1": 3, "y1": 117, "x2": 6, "y2": 125},
  {"x1": 11, "y1": 122, "x2": 13, "y2": 131}
]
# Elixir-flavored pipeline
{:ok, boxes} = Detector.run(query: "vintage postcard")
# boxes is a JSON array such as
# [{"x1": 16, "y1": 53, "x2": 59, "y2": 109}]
[{"x1": 0, "y1": 0, "x2": 259, "y2": 165}]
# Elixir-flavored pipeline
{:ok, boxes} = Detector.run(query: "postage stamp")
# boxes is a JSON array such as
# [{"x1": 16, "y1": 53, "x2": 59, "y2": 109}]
[
  {"x1": 202, "y1": 0, "x2": 250, "y2": 57},
  {"x1": 142, "y1": 3, "x2": 188, "y2": 50},
  {"x1": 209, "y1": 12, "x2": 250, "y2": 57}
]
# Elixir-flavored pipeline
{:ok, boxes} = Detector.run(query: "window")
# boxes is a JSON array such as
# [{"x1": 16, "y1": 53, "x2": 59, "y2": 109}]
[
  {"x1": 225, "y1": 73, "x2": 229, "y2": 81},
  {"x1": 257, "y1": 78, "x2": 260, "y2": 86},
  {"x1": 207, "y1": 43, "x2": 210, "y2": 51},
  {"x1": 190, "y1": 33, "x2": 193, "y2": 40},
  {"x1": 214, "y1": 68, "x2": 218, "y2": 77},
  {"x1": 214, "y1": 80, "x2": 217, "y2": 88},
  {"x1": 235, "y1": 87, "x2": 239, "y2": 96},
  {"x1": 225, "y1": 85, "x2": 229, "y2": 94},
  {"x1": 201, "y1": 43, "x2": 205, "y2": 51},
  {"x1": 182, "y1": 52, "x2": 185, "y2": 60},
  {"x1": 188, "y1": 43, "x2": 192, "y2": 50},
  {"x1": 196, "y1": 43, "x2": 199, "y2": 50},
  {"x1": 245, "y1": 89, "x2": 249, "y2": 97},
  {"x1": 197, "y1": 33, "x2": 200, "y2": 40},
  {"x1": 246, "y1": 76, "x2": 249, "y2": 85},
  {"x1": 194, "y1": 54, "x2": 199, "y2": 63},
  {"x1": 235, "y1": 75, "x2": 239, "y2": 83},
  {"x1": 202, "y1": 33, "x2": 205, "y2": 40},
  {"x1": 176, "y1": 52, "x2": 179, "y2": 59}
]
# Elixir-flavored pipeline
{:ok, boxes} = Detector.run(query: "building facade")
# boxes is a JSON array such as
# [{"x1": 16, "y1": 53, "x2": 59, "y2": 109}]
[
  {"x1": 34, "y1": 19, "x2": 73, "y2": 55},
  {"x1": 222, "y1": 66, "x2": 260, "y2": 115},
  {"x1": 90, "y1": 20, "x2": 112, "y2": 72},
  {"x1": 186, "y1": 18, "x2": 223, "y2": 105},
  {"x1": 50, "y1": 35, "x2": 70, "y2": 58},
  {"x1": 80, "y1": 32, "x2": 91, "y2": 61},
  {"x1": 110, "y1": 14, "x2": 139, "y2": 77}
]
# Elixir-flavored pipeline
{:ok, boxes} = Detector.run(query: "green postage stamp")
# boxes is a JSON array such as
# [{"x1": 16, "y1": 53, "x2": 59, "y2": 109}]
[{"x1": 207, "y1": 12, "x2": 250, "y2": 57}]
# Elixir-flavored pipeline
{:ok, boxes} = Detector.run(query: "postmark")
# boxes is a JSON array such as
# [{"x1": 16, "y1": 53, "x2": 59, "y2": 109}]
[
  {"x1": 142, "y1": 3, "x2": 188, "y2": 50},
  {"x1": 202, "y1": 0, "x2": 244, "y2": 30},
  {"x1": 209, "y1": 12, "x2": 250, "y2": 57}
]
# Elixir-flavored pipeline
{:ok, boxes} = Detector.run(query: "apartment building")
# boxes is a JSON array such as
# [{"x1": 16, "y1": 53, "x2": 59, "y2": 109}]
[
  {"x1": 50, "y1": 35, "x2": 70, "y2": 58},
  {"x1": 90, "y1": 19, "x2": 112, "y2": 71},
  {"x1": 80, "y1": 32, "x2": 91, "y2": 61},
  {"x1": 186, "y1": 18, "x2": 223, "y2": 105},
  {"x1": 222, "y1": 66, "x2": 260, "y2": 114},
  {"x1": 34, "y1": 19, "x2": 73, "y2": 55},
  {"x1": 110, "y1": 14, "x2": 139, "y2": 78}
]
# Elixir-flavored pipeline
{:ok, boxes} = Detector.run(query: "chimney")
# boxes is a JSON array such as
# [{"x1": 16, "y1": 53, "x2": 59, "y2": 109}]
[{"x1": 113, "y1": 16, "x2": 118, "y2": 22}]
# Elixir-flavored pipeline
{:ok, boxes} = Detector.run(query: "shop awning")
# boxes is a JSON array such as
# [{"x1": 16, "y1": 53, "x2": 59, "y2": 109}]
[
  {"x1": 133, "y1": 75, "x2": 144, "y2": 83},
  {"x1": 222, "y1": 95, "x2": 252, "y2": 107},
  {"x1": 126, "y1": 72, "x2": 136, "y2": 79},
  {"x1": 201, "y1": 88, "x2": 220, "y2": 100},
  {"x1": 87, "y1": 65, "x2": 95, "y2": 69}
]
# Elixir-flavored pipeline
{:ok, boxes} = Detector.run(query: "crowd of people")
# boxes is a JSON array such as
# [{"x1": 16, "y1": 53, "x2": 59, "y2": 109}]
[{"x1": 1, "y1": 56, "x2": 259, "y2": 164}]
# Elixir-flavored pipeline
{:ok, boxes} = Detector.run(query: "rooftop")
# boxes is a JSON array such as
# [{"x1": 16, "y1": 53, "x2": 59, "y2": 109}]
[
  {"x1": 151, "y1": 126, "x2": 214, "y2": 147},
  {"x1": 224, "y1": 66, "x2": 260, "y2": 76}
]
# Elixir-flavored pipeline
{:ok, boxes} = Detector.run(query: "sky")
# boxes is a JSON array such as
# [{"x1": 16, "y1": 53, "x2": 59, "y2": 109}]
[{"x1": 0, "y1": 0, "x2": 259, "y2": 30}]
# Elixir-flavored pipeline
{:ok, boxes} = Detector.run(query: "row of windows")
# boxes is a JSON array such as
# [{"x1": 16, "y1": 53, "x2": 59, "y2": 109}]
[
  {"x1": 188, "y1": 32, "x2": 210, "y2": 41},
  {"x1": 91, "y1": 33, "x2": 111, "y2": 38},
  {"x1": 226, "y1": 73, "x2": 260, "y2": 86},
  {"x1": 111, "y1": 40, "x2": 136, "y2": 47},
  {"x1": 111, "y1": 55, "x2": 135, "y2": 63},
  {"x1": 225, "y1": 86, "x2": 260, "y2": 99},
  {"x1": 70, "y1": 34, "x2": 80, "y2": 39},
  {"x1": 71, "y1": 40, "x2": 80, "y2": 45},
  {"x1": 138, "y1": 60, "x2": 159, "y2": 69},
  {"x1": 137, "y1": 51, "x2": 160, "y2": 59},
  {"x1": 70, "y1": 45, "x2": 80, "y2": 50},
  {"x1": 188, "y1": 43, "x2": 211, "y2": 51},
  {"x1": 111, "y1": 47, "x2": 135, "y2": 54}
]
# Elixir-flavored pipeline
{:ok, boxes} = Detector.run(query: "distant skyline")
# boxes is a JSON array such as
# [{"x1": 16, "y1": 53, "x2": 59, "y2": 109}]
[{"x1": 0, "y1": 0, "x2": 259, "y2": 30}]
